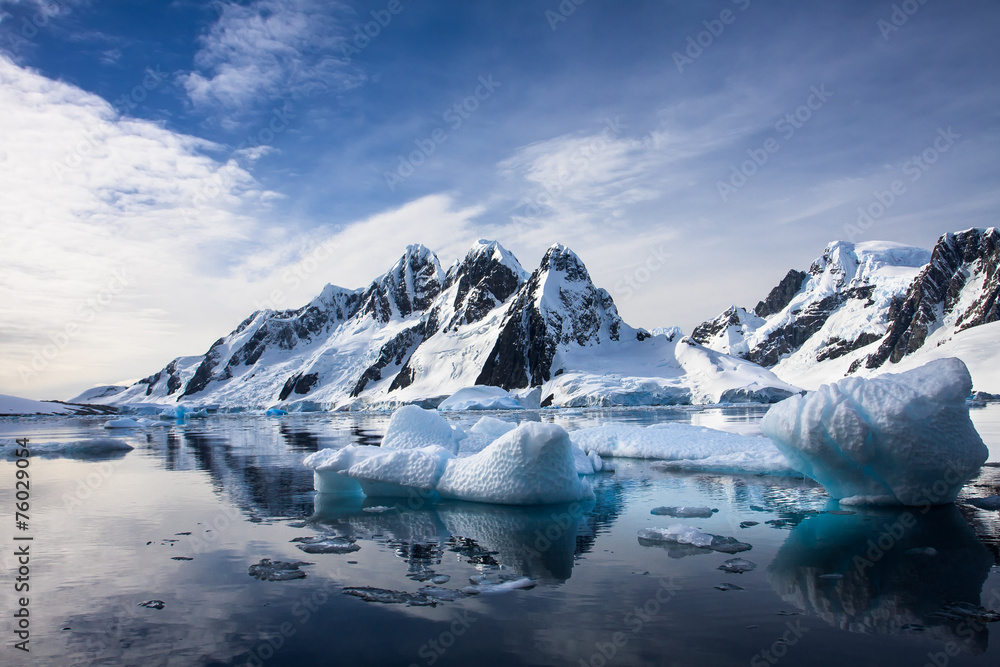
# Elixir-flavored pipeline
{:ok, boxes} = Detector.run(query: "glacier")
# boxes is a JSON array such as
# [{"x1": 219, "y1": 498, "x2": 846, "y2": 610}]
[{"x1": 761, "y1": 358, "x2": 988, "y2": 506}]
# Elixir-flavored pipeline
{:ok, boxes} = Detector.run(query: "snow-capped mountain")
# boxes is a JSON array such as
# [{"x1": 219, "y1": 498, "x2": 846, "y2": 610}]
[
  {"x1": 96, "y1": 240, "x2": 799, "y2": 410},
  {"x1": 693, "y1": 228, "x2": 1000, "y2": 391}
]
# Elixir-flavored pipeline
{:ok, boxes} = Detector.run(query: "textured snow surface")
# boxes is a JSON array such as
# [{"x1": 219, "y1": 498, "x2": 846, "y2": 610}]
[
  {"x1": 380, "y1": 405, "x2": 466, "y2": 455},
  {"x1": 571, "y1": 422, "x2": 797, "y2": 475},
  {"x1": 761, "y1": 358, "x2": 988, "y2": 505},
  {"x1": 0, "y1": 394, "x2": 78, "y2": 415},
  {"x1": 437, "y1": 386, "x2": 523, "y2": 411},
  {"x1": 436, "y1": 422, "x2": 595, "y2": 505},
  {"x1": 305, "y1": 408, "x2": 597, "y2": 504}
]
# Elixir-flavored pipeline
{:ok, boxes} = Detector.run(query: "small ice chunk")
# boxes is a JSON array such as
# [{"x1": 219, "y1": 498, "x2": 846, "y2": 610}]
[
  {"x1": 291, "y1": 536, "x2": 361, "y2": 555},
  {"x1": 715, "y1": 583, "x2": 745, "y2": 592},
  {"x1": 137, "y1": 600, "x2": 165, "y2": 610},
  {"x1": 362, "y1": 505, "x2": 395, "y2": 513},
  {"x1": 266, "y1": 408, "x2": 288, "y2": 417},
  {"x1": 761, "y1": 358, "x2": 988, "y2": 506},
  {"x1": 718, "y1": 558, "x2": 757, "y2": 574},
  {"x1": 651, "y1": 506, "x2": 717, "y2": 519},
  {"x1": 104, "y1": 418, "x2": 143, "y2": 429},
  {"x1": 740, "y1": 521, "x2": 759, "y2": 528},
  {"x1": 638, "y1": 525, "x2": 752, "y2": 554},
  {"x1": 463, "y1": 575, "x2": 536, "y2": 595},
  {"x1": 342, "y1": 587, "x2": 436, "y2": 606},
  {"x1": 248, "y1": 559, "x2": 311, "y2": 581}
]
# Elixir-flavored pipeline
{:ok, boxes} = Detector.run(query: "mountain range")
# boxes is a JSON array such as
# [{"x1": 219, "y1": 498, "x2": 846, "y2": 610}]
[{"x1": 73, "y1": 228, "x2": 999, "y2": 411}]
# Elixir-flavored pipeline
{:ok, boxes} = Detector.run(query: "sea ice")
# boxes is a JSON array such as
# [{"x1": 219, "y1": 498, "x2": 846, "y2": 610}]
[
  {"x1": 572, "y1": 422, "x2": 797, "y2": 475},
  {"x1": 437, "y1": 386, "x2": 523, "y2": 411},
  {"x1": 637, "y1": 525, "x2": 752, "y2": 554},
  {"x1": 761, "y1": 358, "x2": 988, "y2": 505},
  {"x1": 291, "y1": 536, "x2": 361, "y2": 555},
  {"x1": 1, "y1": 437, "x2": 134, "y2": 460},
  {"x1": 247, "y1": 559, "x2": 311, "y2": 581},
  {"x1": 651, "y1": 506, "x2": 717, "y2": 519},
  {"x1": 342, "y1": 586, "x2": 437, "y2": 606},
  {"x1": 719, "y1": 558, "x2": 757, "y2": 574},
  {"x1": 104, "y1": 418, "x2": 143, "y2": 429}
]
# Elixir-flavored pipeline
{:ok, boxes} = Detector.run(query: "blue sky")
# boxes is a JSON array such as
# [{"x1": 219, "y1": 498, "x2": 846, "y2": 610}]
[{"x1": 1, "y1": 0, "x2": 998, "y2": 398}]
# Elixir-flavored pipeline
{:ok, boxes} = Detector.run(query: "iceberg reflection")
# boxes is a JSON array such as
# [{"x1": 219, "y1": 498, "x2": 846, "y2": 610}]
[{"x1": 767, "y1": 504, "x2": 996, "y2": 653}]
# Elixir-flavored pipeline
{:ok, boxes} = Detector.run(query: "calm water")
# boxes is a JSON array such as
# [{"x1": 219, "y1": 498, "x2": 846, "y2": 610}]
[{"x1": 2, "y1": 405, "x2": 999, "y2": 666}]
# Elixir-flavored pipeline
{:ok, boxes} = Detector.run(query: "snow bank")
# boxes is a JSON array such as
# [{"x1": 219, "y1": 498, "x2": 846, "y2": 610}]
[
  {"x1": 437, "y1": 386, "x2": 523, "y2": 411},
  {"x1": 761, "y1": 358, "x2": 988, "y2": 506},
  {"x1": 436, "y1": 422, "x2": 594, "y2": 505},
  {"x1": 571, "y1": 422, "x2": 797, "y2": 475}
]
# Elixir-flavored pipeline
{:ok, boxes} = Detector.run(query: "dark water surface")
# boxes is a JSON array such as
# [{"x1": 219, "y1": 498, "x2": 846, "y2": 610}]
[{"x1": 1, "y1": 405, "x2": 999, "y2": 666}]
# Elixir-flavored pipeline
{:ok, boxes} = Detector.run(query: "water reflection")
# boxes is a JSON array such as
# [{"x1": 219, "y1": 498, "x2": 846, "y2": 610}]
[
  {"x1": 308, "y1": 477, "x2": 627, "y2": 583},
  {"x1": 767, "y1": 504, "x2": 996, "y2": 652}
]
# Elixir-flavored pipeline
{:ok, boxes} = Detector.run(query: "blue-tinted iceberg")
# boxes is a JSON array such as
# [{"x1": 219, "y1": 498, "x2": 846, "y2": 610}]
[{"x1": 761, "y1": 358, "x2": 988, "y2": 506}]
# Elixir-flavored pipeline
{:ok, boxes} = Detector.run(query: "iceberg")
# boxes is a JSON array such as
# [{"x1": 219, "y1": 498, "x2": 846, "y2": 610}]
[
  {"x1": 761, "y1": 358, "x2": 988, "y2": 506},
  {"x1": 342, "y1": 445, "x2": 454, "y2": 497},
  {"x1": 104, "y1": 418, "x2": 143, "y2": 429},
  {"x1": 380, "y1": 405, "x2": 466, "y2": 455},
  {"x1": 1, "y1": 438, "x2": 133, "y2": 460},
  {"x1": 437, "y1": 386, "x2": 523, "y2": 411}
]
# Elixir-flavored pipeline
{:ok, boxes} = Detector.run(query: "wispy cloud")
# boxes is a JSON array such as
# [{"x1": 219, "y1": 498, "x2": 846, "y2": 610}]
[{"x1": 179, "y1": 0, "x2": 359, "y2": 124}]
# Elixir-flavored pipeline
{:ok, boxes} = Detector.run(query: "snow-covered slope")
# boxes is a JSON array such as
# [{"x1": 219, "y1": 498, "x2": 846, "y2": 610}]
[
  {"x1": 102, "y1": 240, "x2": 799, "y2": 410},
  {"x1": 0, "y1": 394, "x2": 117, "y2": 416},
  {"x1": 693, "y1": 228, "x2": 999, "y2": 392}
]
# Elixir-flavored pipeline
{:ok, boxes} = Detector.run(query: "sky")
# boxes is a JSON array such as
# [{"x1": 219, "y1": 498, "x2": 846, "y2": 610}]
[{"x1": 1, "y1": 0, "x2": 998, "y2": 400}]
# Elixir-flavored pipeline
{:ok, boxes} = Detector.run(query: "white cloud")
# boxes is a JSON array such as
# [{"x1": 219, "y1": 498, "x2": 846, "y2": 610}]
[{"x1": 179, "y1": 0, "x2": 359, "y2": 122}]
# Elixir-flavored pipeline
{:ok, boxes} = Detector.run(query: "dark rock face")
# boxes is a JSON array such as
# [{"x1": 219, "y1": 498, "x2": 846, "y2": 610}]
[
  {"x1": 357, "y1": 245, "x2": 443, "y2": 324},
  {"x1": 691, "y1": 306, "x2": 750, "y2": 350},
  {"x1": 476, "y1": 245, "x2": 628, "y2": 389},
  {"x1": 865, "y1": 228, "x2": 1000, "y2": 369},
  {"x1": 182, "y1": 339, "x2": 225, "y2": 397},
  {"x1": 747, "y1": 294, "x2": 842, "y2": 367},
  {"x1": 351, "y1": 323, "x2": 426, "y2": 397},
  {"x1": 438, "y1": 242, "x2": 525, "y2": 331},
  {"x1": 279, "y1": 373, "x2": 320, "y2": 401},
  {"x1": 754, "y1": 270, "x2": 808, "y2": 318}
]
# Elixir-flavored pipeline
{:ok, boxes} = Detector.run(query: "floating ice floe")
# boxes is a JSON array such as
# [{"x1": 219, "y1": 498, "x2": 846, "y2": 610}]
[
  {"x1": 342, "y1": 586, "x2": 437, "y2": 606},
  {"x1": 651, "y1": 506, "x2": 717, "y2": 519},
  {"x1": 247, "y1": 559, "x2": 311, "y2": 581},
  {"x1": 1, "y1": 437, "x2": 133, "y2": 460},
  {"x1": 304, "y1": 408, "x2": 598, "y2": 505},
  {"x1": 437, "y1": 386, "x2": 523, "y2": 411},
  {"x1": 104, "y1": 418, "x2": 143, "y2": 429},
  {"x1": 761, "y1": 358, "x2": 989, "y2": 506},
  {"x1": 571, "y1": 422, "x2": 797, "y2": 476},
  {"x1": 718, "y1": 558, "x2": 757, "y2": 574},
  {"x1": 290, "y1": 536, "x2": 361, "y2": 555},
  {"x1": 637, "y1": 525, "x2": 752, "y2": 554}
]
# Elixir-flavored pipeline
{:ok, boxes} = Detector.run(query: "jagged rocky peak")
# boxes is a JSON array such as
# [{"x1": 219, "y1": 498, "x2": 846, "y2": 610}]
[
  {"x1": 863, "y1": 227, "x2": 999, "y2": 369},
  {"x1": 476, "y1": 244, "x2": 630, "y2": 390},
  {"x1": 358, "y1": 244, "x2": 445, "y2": 323},
  {"x1": 690, "y1": 306, "x2": 762, "y2": 353},
  {"x1": 439, "y1": 240, "x2": 528, "y2": 330}
]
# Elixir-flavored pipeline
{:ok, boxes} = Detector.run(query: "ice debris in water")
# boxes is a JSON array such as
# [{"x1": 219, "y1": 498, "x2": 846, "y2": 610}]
[
  {"x1": 715, "y1": 583, "x2": 745, "y2": 592},
  {"x1": 342, "y1": 587, "x2": 437, "y2": 606},
  {"x1": 290, "y1": 536, "x2": 361, "y2": 555},
  {"x1": 137, "y1": 600, "x2": 165, "y2": 610},
  {"x1": 103, "y1": 418, "x2": 143, "y2": 429},
  {"x1": 650, "y1": 506, "x2": 717, "y2": 519},
  {"x1": 637, "y1": 525, "x2": 752, "y2": 554},
  {"x1": 418, "y1": 586, "x2": 468, "y2": 601},
  {"x1": 1, "y1": 438, "x2": 133, "y2": 460},
  {"x1": 362, "y1": 505, "x2": 395, "y2": 513},
  {"x1": 761, "y1": 358, "x2": 988, "y2": 506},
  {"x1": 248, "y1": 559, "x2": 312, "y2": 581},
  {"x1": 718, "y1": 558, "x2": 757, "y2": 574},
  {"x1": 463, "y1": 573, "x2": 536, "y2": 595}
]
